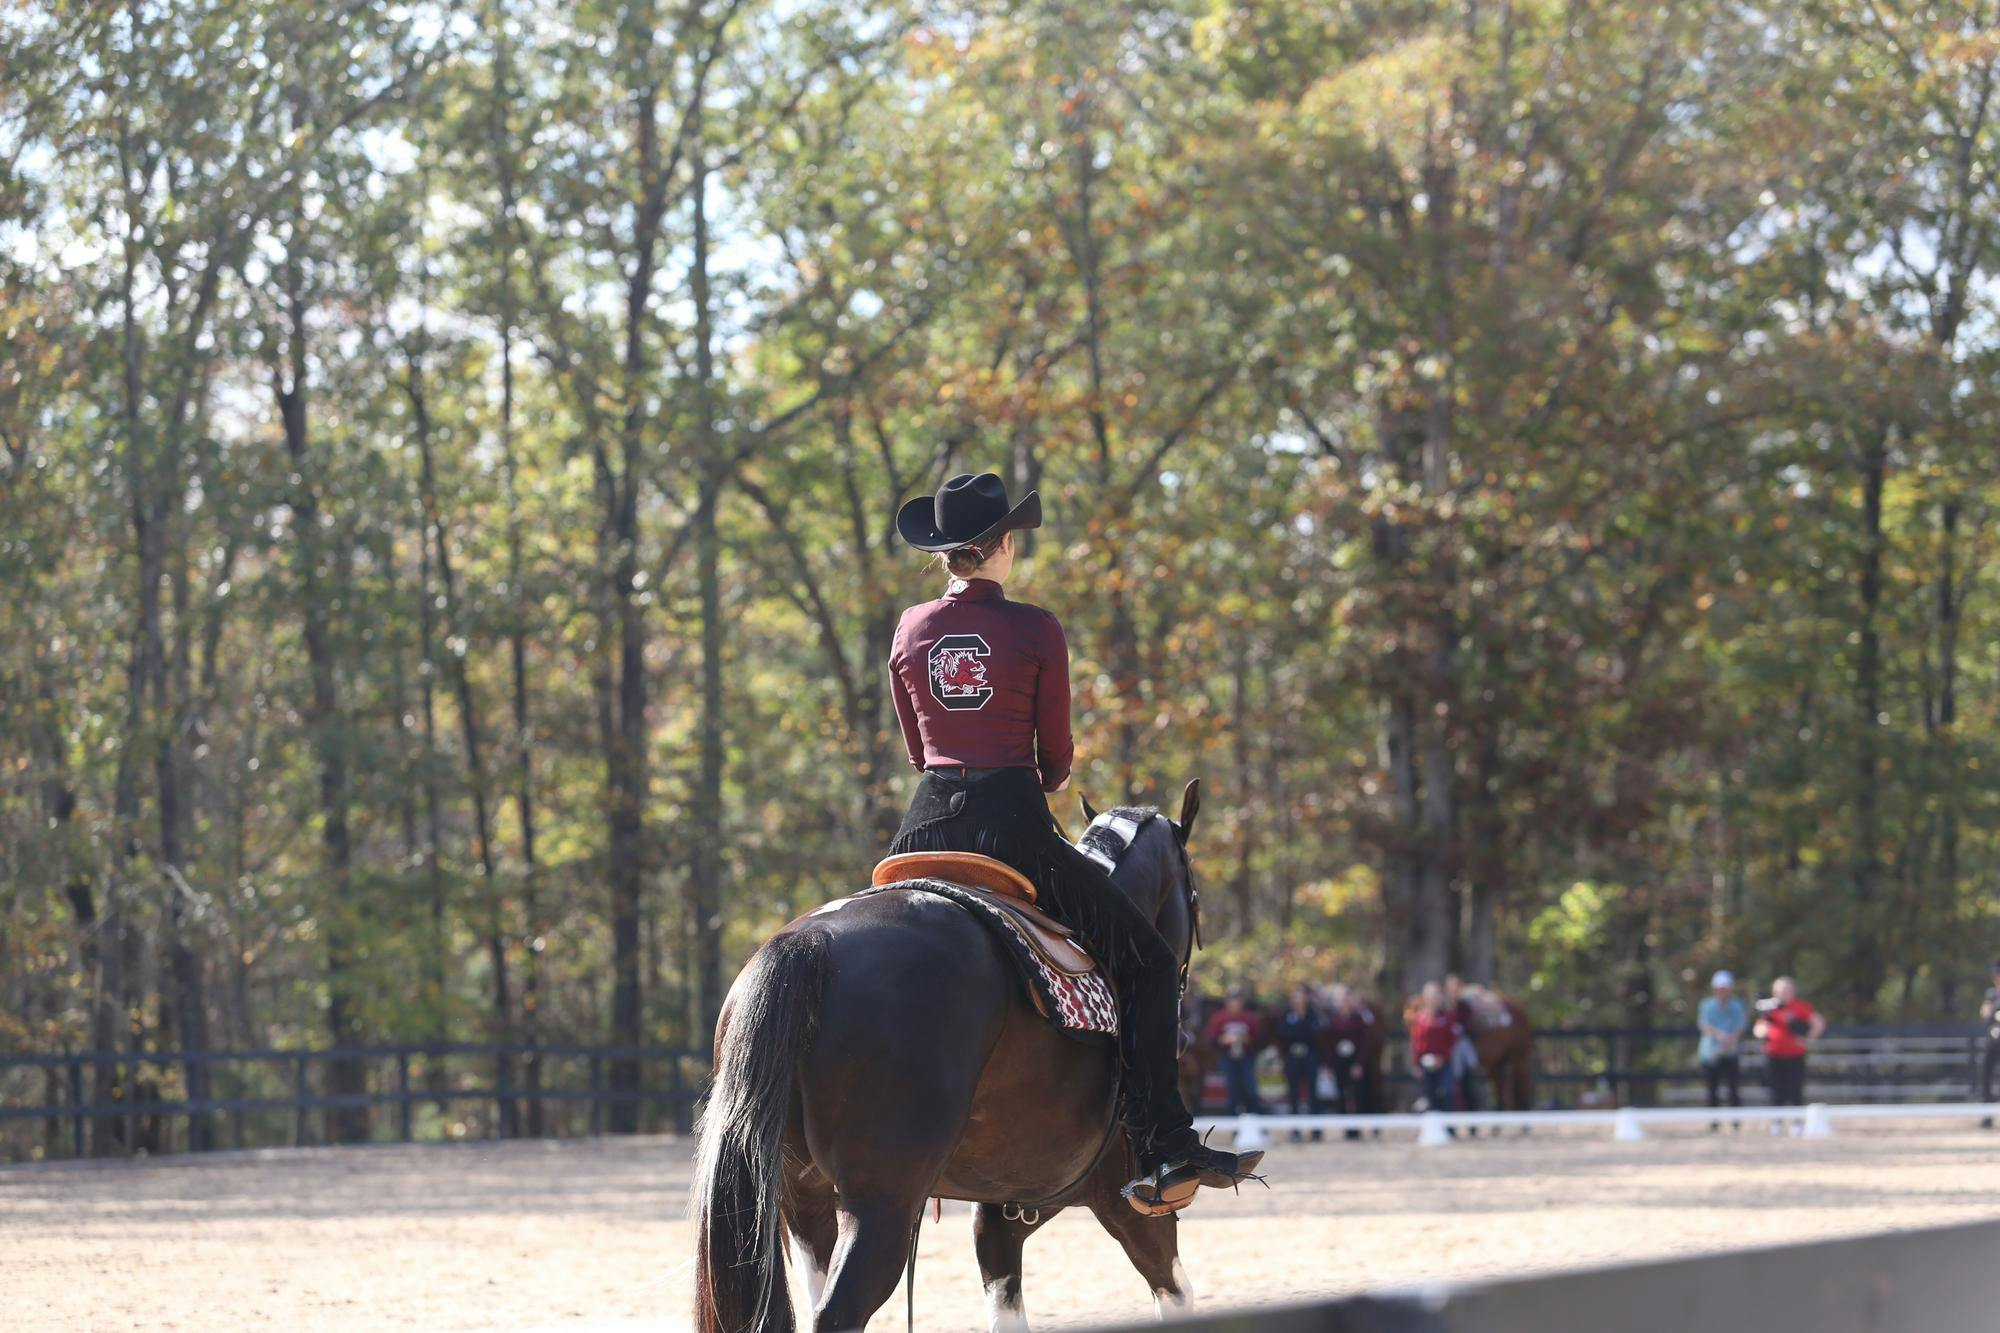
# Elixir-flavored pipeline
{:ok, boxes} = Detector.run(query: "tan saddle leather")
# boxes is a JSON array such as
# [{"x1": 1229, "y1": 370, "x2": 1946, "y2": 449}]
[
  {"x1": 870, "y1": 852, "x2": 1098, "y2": 977},
  {"x1": 872, "y1": 850, "x2": 1037, "y2": 903}
]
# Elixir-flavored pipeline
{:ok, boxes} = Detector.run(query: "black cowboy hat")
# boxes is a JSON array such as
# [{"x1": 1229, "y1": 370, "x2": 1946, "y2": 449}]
[{"x1": 896, "y1": 472, "x2": 1042, "y2": 552}]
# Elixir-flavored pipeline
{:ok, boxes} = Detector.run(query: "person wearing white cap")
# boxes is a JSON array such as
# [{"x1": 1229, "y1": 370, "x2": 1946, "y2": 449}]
[{"x1": 1697, "y1": 970, "x2": 1748, "y2": 1129}]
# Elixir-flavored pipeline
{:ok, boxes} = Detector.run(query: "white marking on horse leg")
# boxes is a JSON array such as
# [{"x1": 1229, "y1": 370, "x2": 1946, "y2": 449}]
[
  {"x1": 1153, "y1": 1259, "x2": 1194, "y2": 1321},
  {"x1": 792, "y1": 1235, "x2": 828, "y2": 1313},
  {"x1": 984, "y1": 1277, "x2": 1029, "y2": 1333}
]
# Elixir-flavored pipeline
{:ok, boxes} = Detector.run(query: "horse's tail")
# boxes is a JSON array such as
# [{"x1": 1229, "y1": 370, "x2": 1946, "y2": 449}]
[{"x1": 693, "y1": 928, "x2": 829, "y2": 1333}]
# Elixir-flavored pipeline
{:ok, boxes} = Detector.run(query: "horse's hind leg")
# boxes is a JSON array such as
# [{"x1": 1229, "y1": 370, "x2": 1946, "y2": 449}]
[
  {"x1": 972, "y1": 1203, "x2": 1052, "y2": 1332},
  {"x1": 783, "y1": 1163, "x2": 838, "y2": 1314},
  {"x1": 816, "y1": 1196, "x2": 924, "y2": 1333}
]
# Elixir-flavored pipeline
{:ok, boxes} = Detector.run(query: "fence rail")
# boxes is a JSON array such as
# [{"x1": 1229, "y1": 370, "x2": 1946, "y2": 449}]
[
  {"x1": 7, "y1": 1022, "x2": 1994, "y2": 1163},
  {"x1": 0, "y1": 1042, "x2": 706, "y2": 1162},
  {"x1": 1215, "y1": 1023, "x2": 1994, "y2": 1112},
  {"x1": 1200, "y1": 1100, "x2": 2000, "y2": 1150}
]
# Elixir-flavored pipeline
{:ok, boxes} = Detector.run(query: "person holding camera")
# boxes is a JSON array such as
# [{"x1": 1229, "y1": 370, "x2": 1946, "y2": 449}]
[
  {"x1": 1698, "y1": 969, "x2": 1748, "y2": 1128},
  {"x1": 1754, "y1": 976, "x2": 1824, "y2": 1120},
  {"x1": 1205, "y1": 987, "x2": 1266, "y2": 1116},
  {"x1": 1410, "y1": 981, "x2": 1463, "y2": 1126}
]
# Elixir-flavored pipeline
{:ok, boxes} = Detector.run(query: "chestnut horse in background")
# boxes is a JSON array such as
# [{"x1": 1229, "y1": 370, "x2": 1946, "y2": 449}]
[{"x1": 1472, "y1": 992, "x2": 1534, "y2": 1111}]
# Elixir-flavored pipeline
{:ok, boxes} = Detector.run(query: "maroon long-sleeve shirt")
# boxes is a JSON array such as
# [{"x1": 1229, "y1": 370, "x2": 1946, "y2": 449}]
[
  {"x1": 888, "y1": 579, "x2": 1074, "y2": 792},
  {"x1": 1205, "y1": 1007, "x2": 1264, "y2": 1057},
  {"x1": 1410, "y1": 1010, "x2": 1462, "y2": 1065}
]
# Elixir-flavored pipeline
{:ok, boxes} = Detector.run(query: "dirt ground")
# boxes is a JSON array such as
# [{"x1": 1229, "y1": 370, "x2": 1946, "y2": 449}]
[{"x1": 10, "y1": 1123, "x2": 2000, "y2": 1331}]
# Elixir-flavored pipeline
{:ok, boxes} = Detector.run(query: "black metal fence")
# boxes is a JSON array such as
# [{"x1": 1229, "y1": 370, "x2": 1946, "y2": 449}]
[
  {"x1": 0, "y1": 1043, "x2": 706, "y2": 1163},
  {"x1": 6, "y1": 1023, "x2": 1991, "y2": 1163}
]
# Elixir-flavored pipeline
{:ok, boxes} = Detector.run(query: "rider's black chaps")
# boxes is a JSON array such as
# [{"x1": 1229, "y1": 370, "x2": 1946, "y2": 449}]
[{"x1": 888, "y1": 767, "x2": 1195, "y2": 1150}]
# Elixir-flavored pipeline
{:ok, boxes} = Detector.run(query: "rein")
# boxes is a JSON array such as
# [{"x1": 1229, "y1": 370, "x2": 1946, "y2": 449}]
[{"x1": 1168, "y1": 831, "x2": 1203, "y2": 1000}]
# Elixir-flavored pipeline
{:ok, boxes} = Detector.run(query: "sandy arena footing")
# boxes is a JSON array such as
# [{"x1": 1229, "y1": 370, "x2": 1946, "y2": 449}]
[{"x1": 10, "y1": 1123, "x2": 2000, "y2": 1330}]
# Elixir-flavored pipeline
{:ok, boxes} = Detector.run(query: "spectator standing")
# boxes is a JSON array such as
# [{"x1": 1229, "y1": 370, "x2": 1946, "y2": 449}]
[
  {"x1": 1275, "y1": 984, "x2": 1326, "y2": 1140},
  {"x1": 1205, "y1": 988, "x2": 1265, "y2": 1115},
  {"x1": 1697, "y1": 969, "x2": 1748, "y2": 1128},
  {"x1": 1754, "y1": 975, "x2": 1825, "y2": 1127},
  {"x1": 1323, "y1": 985, "x2": 1372, "y2": 1118},
  {"x1": 1410, "y1": 982, "x2": 1462, "y2": 1126}
]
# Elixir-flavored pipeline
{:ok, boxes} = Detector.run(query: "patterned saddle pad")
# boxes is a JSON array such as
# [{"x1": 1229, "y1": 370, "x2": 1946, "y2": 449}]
[{"x1": 861, "y1": 879, "x2": 1119, "y2": 1039}]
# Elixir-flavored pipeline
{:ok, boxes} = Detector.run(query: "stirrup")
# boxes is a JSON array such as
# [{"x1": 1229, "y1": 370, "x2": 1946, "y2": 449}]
[{"x1": 1122, "y1": 1163, "x2": 1200, "y2": 1216}]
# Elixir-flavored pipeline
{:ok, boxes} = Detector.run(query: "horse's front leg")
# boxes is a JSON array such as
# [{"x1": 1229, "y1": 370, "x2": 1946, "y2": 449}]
[
  {"x1": 1084, "y1": 1156, "x2": 1193, "y2": 1320},
  {"x1": 972, "y1": 1202, "x2": 1053, "y2": 1333}
]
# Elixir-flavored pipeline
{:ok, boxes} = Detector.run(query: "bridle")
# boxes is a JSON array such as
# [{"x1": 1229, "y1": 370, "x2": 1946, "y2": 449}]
[{"x1": 1163, "y1": 820, "x2": 1203, "y2": 1000}]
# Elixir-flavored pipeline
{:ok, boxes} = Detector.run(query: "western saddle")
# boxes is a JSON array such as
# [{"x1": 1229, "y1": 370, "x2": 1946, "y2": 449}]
[{"x1": 869, "y1": 851, "x2": 1096, "y2": 976}]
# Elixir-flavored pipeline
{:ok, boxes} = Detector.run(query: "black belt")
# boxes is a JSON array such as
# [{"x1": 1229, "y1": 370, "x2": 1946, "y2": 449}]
[{"x1": 926, "y1": 765, "x2": 1028, "y2": 783}]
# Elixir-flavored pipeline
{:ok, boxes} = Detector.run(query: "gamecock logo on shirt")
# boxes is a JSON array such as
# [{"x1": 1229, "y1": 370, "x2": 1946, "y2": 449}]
[{"x1": 929, "y1": 633, "x2": 993, "y2": 711}]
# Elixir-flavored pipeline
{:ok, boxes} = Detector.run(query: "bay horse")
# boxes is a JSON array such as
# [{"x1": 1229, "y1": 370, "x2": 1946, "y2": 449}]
[{"x1": 694, "y1": 783, "x2": 1207, "y2": 1333}]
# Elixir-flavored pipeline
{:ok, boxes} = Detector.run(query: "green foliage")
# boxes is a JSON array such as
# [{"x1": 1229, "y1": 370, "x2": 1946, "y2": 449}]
[{"x1": 3, "y1": 0, "x2": 2000, "y2": 1126}]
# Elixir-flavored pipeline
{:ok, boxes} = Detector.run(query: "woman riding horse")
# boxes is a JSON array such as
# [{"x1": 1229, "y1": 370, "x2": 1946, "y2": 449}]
[
  {"x1": 693, "y1": 473, "x2": 1255, "y2": 1332},
  {"x1": 884, "y1": 472, "x2": 1258, "y2": 1202}
]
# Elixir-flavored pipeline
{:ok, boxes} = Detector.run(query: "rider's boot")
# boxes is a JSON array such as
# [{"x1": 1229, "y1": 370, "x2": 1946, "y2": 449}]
[
  {"x1": 1120, "y1": 1076, "x2": 1264, "y2": 1213},
  {"x1": 1150, "y1": 1123, "x2": 1263, "y2": 1189},
  {"x1": 1098, "y1": 921, "x2": 1264, "y2": 1210}
]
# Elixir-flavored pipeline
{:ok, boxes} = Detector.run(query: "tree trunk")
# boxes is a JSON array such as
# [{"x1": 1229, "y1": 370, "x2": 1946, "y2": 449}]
[
  {"x1": 274, "y1": 252, "x2": 367, "y2": 1144},
  {"x1": 414, "y1": 439, "x2": 449, "y2": 1036},
  {"x1": 1227, "y1": 643, "x2": 1255, "y2": 934},
  {"x1": 602, "y1": 46, "x2": 664, "y2": 1131},
  {"x1": 1385, "y1": 684, "x2": 1446, "y2": 995},
  {"x1": 689, "y1": 139, "x2": 726, "y2": 1049},
  {"x1": 489, "y1": 17, "x2": 543, "y2": 1133},
  {"x1": 159, "y1": 542, "x2": 212, "y2": 1150},
  {"x1": 1462, "y1": 718, "x2": 1503, "y2": 986},
  {"x1": 411, "y1": 352, "x2": 515, "y2": 1130},
  {"x1": 1933, "y1": 497, "x2": 1960, "y2": 932},
  {"x1": 1848, "y1": 428, "x2": 1887, "y2": 1012}
]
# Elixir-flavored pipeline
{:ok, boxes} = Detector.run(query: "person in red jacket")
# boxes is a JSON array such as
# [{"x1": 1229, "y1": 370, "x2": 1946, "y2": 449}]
[
  {"x1": 1206, "y1": 988, "x2": 1267, "y2": 1115},
  {"x1": 885, "y1": 472, "x2": 1258, "y2": 1200},
  {"x1": 1754, "y1": 975, "x2": 1825, "y2": 1121},
  {"x1": 1409, "y1": 982, "x2": 1462, "y2": 1119}
]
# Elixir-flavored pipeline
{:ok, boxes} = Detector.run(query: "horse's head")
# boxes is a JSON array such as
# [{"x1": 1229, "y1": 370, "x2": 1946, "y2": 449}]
[{"x1": 1076, "y1": 779, "x2": 1203, "y2": 986}]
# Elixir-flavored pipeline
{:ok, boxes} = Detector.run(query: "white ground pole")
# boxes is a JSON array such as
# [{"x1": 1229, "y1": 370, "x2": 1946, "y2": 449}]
[{"x1": 1204, "y1": 1101, "x2": 2000, "y2": 1148}]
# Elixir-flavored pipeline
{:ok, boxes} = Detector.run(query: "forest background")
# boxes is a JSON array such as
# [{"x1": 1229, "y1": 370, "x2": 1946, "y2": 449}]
[{"x1": 4, "y1": 0, "x2": 1998, "y2": 1137}]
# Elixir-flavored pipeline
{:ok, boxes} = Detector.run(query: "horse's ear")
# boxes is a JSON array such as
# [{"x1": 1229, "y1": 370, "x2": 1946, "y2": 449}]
[
  {"x1": 1079, "y1": 793, "x2": 1100, "y2": 825},
  {"x1": 1176, "y1": 779, "x2": 1201, "y2": 844}
]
